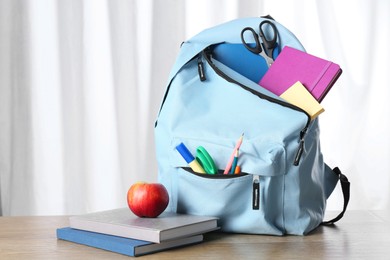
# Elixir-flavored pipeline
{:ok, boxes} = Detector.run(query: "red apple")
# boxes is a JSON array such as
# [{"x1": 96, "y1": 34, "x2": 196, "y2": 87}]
[{"x1": 127, "y1": 182, "x2": 169, "y2": 218}]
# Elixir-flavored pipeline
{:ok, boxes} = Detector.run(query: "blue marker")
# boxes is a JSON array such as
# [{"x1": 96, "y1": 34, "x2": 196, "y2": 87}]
[{"x1": 175, "y1": 143, "x2": 206, "y2": 174}]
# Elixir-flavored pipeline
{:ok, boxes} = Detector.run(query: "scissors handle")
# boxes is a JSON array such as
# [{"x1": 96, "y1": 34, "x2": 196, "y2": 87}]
[
  {"x1": 240, "y1": 27, "x2": 263, "y2": 55},
  {"x1": 258, "y1": 20, "x2": 278, "y2": 57}
]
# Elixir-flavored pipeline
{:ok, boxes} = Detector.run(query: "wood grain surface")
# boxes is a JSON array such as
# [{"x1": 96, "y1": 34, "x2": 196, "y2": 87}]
[{"x1": 0, "y1": 211, "x2": 389, "y2": 259}]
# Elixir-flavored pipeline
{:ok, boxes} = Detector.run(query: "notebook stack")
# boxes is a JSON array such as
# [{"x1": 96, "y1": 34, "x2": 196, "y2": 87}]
[
  {"x1": 57, "y1": 208, "x2": 219, "y2": 257},
  {"x1": 259, "y1": 46, "x2": 342, "y2": 120}
]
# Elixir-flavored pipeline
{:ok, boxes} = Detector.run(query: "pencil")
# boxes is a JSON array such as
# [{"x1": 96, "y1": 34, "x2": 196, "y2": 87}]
[
  {"x1": 223, "y1": 133, "x2": 244, "y2": 174},
  {"x1": 230, "y1": 149, "x2": 239, "y2": 174}
]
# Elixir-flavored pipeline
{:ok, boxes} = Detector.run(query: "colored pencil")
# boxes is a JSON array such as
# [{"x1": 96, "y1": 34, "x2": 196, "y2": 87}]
[
  {"x1": 230, "y1": 149, "x2": 239, "y2": 174},
  {"x1": 223, "y1": 133, "x2": 244, "y2": 174}
]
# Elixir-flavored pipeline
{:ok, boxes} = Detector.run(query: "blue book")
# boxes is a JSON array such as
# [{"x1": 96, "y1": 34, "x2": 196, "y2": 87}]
[
  {"x1": 57, "y1": 227, "x2": 203, "y2": 257},
  {"x1": 212, "y1": 43, "x2": 280, "y2": 83}
]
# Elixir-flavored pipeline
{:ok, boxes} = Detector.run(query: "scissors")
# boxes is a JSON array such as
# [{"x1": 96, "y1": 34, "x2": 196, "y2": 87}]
[
  {"x1": 240, "y1": 20, "x2": 279, "y2": 67},
  {"x1": 196, "y1": 146, "x2": 218, "y2": 174}
]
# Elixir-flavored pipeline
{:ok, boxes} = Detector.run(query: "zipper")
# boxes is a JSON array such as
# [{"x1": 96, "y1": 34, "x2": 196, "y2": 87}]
[
  {"x1": 182, "y1": 167, "x2": 248, "y2": 178},
  {"x1": 202, "y1": 47, "x2": 311, "y2": 166},
  {"x1": 293, "y1": 127, "x2": 308, "y2": 166},
  {"x1": 252, "y1": 175, "x2": 260, "y2": 210},
  {"x1": 197, "y1": 54, "x2": 206, "y2": 81}
]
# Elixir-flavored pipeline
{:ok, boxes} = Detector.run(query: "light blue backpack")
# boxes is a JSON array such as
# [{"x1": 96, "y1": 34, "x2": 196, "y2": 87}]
[{"x1": 154, "y1": 17, "x2": 349, "y2": 235}]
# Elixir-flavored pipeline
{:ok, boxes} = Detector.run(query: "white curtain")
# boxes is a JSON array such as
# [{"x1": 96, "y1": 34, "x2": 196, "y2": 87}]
[{"x1": 0, "y1": 0, "x2": 389, "y2": 216}]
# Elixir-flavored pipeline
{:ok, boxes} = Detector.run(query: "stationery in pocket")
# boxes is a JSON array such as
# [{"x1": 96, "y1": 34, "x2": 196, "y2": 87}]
[{"x1": 280, "y1": 81, "x2": 324, "y2": 120}]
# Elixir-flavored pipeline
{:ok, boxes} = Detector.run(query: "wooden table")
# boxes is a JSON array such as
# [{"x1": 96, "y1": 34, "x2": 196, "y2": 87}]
[{"x1": 0, "y1": 211, "x2": 389, "y2": 259}]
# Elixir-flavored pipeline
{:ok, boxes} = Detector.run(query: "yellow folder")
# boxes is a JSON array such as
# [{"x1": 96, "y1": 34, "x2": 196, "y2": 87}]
[{"x1": 280, "y1": 81, "x2": 324, "y2": 120}]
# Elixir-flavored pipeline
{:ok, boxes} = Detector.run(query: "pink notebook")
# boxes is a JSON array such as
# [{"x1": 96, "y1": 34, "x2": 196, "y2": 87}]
[{"x1": 259, "y1": 46, "x2": 342, "y2": 102}]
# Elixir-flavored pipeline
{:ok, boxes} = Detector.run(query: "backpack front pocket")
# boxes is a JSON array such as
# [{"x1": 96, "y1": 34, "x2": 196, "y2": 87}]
[{"x1": 168, "y1": 137, "x2": 287, "y2": 235}]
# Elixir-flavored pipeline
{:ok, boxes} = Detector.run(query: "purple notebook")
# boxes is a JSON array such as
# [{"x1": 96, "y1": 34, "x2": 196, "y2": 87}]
[{"x1": 259, "y1": 46, "x2": 342, "y2": 102}]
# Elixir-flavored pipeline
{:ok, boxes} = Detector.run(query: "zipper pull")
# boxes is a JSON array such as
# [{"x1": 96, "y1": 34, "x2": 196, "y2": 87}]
[
  {"x1": 197, "y1": 55, "x2": 206, "y2": 81},
  {"x1": 293, "y1": 139, "x2": 304, "y2": 166},
  {"x1": 252, "y1": 175, "x2": 260, "y2": 210},
  {"x1": 293, "y1": 127, "x2": 308, "y2": 166}
]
